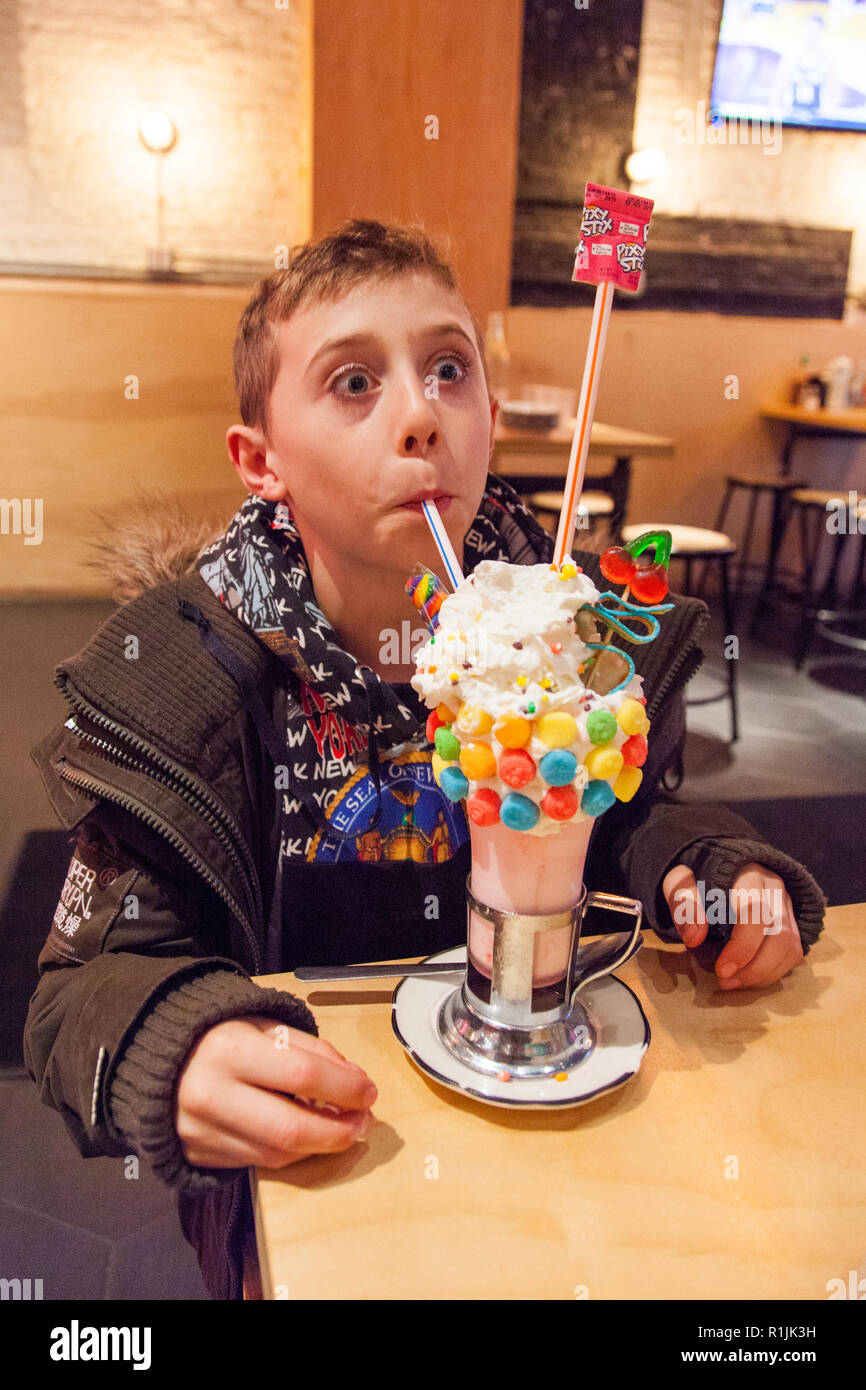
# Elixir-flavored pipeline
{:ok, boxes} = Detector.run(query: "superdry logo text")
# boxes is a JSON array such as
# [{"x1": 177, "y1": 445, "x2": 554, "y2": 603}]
[{"x1": 49, "y1": 1320, "x2": 151, "y2": 1370}]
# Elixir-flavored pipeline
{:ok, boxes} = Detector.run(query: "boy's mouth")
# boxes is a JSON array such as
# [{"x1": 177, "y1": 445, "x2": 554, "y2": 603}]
[{"x1": 398, "y1": 494, "x2": 453, "y2": 514}]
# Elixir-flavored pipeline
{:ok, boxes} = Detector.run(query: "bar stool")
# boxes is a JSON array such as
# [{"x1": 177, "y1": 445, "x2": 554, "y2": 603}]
[
  {"x1": 622, "y1": 522, "x2": 739, "y2": 743},
  {"x1": 704, "y1": 473, "x2": 806, "y2": 613},
  {"x1": 528, "y1": 490, "x2": 614, "y2": 547},
  {"x1": 781, "y1": 489, "x2": 866, "y2": 668}
]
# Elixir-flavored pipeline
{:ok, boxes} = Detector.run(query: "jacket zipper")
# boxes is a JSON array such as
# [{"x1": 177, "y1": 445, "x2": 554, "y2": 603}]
[
  {"x1": 645, "y1": 611, "x2": 711, "y2": 720},
  {"x1": 54, "y1": 683, "x2": 263, "y2": 973}
]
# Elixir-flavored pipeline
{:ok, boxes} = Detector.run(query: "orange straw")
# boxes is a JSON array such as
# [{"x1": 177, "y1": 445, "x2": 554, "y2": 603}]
[{"x1": 553, "y1": 279, "x2": 614, "y2": 567}]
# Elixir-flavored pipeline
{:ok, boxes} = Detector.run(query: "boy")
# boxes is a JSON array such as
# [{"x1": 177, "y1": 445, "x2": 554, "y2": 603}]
[{"x1": 25, "y1": 219, "x2": 826, "y2": 1300}]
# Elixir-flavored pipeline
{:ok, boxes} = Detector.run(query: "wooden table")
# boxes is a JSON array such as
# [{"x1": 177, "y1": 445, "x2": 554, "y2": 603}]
[
  {"x1": 493, "y1": 419, "x2": 675, "y2": 539},
  {"x1": 248, "y1": 903, "x2": 866, "y2": 1300},
  {"x1": 760, "y1": 403, "x2": 866, "y2": 477}
]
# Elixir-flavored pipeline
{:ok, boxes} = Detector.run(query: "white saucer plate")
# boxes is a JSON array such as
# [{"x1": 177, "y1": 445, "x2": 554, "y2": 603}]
[{"x1": 391, "y1": 946, "x2": 651, "y2": 1110}]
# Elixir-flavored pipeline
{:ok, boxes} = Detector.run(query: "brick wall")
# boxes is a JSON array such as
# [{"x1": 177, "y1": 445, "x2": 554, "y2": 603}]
[
  {"x1": 633, "y1": 0, "x2": 866, "y2": 294},
  {"x1": 0, "y1": 0, "x2": 311, "y2": 269}
]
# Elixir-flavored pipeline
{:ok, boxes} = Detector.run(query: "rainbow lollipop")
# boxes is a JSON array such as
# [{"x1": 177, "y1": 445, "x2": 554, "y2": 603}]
[{"x1": 405, "y1": 564, "x2": 448, "y2": 634}]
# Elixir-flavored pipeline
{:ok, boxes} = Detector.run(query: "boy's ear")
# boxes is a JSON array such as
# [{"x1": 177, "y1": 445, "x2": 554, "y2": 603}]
[{"x1": 225, "y1": 424, "x2": 291, "y2": 504}]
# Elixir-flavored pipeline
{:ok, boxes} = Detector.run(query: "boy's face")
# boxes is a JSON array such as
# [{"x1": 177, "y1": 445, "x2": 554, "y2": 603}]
[{"x1": 229, "y1": 271, "x2": 497, "y2": 578}]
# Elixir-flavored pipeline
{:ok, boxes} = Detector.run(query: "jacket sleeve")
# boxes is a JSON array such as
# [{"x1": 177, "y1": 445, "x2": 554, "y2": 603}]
[
  {"x1": 585, "y1": 686, "x2": 827, "y2": 955},
  {"x1": 23, "y1": 808, "x2": 319, "y2": 1193}
]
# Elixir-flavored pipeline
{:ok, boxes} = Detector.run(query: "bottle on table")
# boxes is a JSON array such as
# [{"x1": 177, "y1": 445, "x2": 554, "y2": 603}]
[
  {"x1": 485, "y1": 311, "x2": 511, "y2": 401},
  {"x1": 790, "y1": 354, "x2": 810, "y2": 405}
]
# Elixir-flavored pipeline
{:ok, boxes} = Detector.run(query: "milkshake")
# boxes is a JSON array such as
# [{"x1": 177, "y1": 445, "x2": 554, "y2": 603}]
[{"x1": 410, "y1": 557, "x2": 654, "y2": 995}]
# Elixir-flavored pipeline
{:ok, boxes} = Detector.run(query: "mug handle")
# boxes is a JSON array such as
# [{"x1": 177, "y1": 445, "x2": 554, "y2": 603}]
[{"x1": 571, "y1": 892, "x2": 643, "y2": 996}]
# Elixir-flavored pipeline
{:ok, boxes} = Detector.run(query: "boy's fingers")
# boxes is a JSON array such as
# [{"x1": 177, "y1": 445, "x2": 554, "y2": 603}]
[
  {"x1": 245, "y1": 1016, "x2": 369, "y2": 1074},
  {"x1": 208, "y1": 1020, "x2": 377, "y2": 1109},
  {"x1": 181, "y1": 1081, "x2": 372, "y2": 1168},
  {"x1": 717, "y1": 890, "x2": 803, "y2": 989},
  {"x1": 661, "y1": 863, "x2": 707, "y2": 947}
]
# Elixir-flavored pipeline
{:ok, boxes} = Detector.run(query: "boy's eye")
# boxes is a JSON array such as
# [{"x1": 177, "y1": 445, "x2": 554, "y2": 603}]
[{"x1": 330, "y1": 351, "x2": 471, "y2": 399}]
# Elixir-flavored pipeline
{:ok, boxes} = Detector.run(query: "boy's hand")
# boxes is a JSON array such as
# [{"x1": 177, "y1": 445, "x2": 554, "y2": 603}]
[
  {"x1": 175, "y1": 1016, "x2": 377, "y2": 1169},
  {"x1": 661, "y1": 862, "x2": 804, "y2": 990}
]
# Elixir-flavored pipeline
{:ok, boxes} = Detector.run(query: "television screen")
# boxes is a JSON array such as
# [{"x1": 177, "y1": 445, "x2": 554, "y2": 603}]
[{"x1": 710, "y1": 0, "x2": 866, "y2": 132}]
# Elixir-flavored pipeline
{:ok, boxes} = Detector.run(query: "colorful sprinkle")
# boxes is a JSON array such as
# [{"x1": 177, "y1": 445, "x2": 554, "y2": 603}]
[
  {"x1": 586, "y1": 709, "x2": 617, "y2": 744},
  {"x1": 613, "y1": 766, "x2": 643, "y2": 802},
  {"x1": 434, "y1": 726, "x2": 461, "y2": 760},
  {"x1": 541, "y1": 784, "x2": 579, "y2": 820},
  {"x1": 456, "y1": 702, "x2": 493, "y2": 735},
  {"x1": 459, "y1": 741, "x2": 497, "y2": 781},
  {"x1": 584, "y1": 745, "x2": 624, "y2": 781},
  {"x1": 494, "y1": 714, "x2": 532, "y2": 749},
  {"x1": 581, "y1": 779, "x2": 616, "y2": 816},
  {"x1": 439, "y1": 766, "x2": 469, "y2": 801},
  {"x1": 621, "y1": 732, "x2": 648, "y2": 767},
  {"x1": 539, "y1": 748, "x2": 578, "y2": 786},
  {"x1": 617, "y1": 697, "x2": 650, "y2": 737},
  {"x1": 537, "y1": 711, "x2": 577, "y2": 748},
  {"x1": 499, "y1": 748, "x2": 536, "y2": 789},
  {"x1": 500, "y1": 792, "x2": 540, "y2": 831},
  {"x1": 554, "y1": 1072, "x2": 569, "y2": 1082},
  {"x1": 467, "y1": 788, "x2": 501, "y2": 826}
]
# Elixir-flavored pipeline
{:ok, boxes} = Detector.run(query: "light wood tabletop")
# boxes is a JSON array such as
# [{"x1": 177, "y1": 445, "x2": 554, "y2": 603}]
[
  {"x1": 760, "y1": 403, "x2": 866, "y2": 435},
  {"x1": 249, "y1": 902, "x2": 866, "y2": 1301},
  {"x1": 494, "y1": 417, "x2": 675, "y2": 463}
]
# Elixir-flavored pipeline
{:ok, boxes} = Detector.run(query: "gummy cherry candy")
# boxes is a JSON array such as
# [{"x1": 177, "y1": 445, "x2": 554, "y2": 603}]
[
  {"x1": 600, "y1": 546, "x2": 636, "y2": 586},
  {"x1": 630, "y1": 561, "x2": 669, "y2": 604}
]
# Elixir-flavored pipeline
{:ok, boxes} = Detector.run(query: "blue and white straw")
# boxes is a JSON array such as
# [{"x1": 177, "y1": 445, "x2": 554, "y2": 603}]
[{"x1": 421, "y1": 499, "x2": 463, "y2": 590}]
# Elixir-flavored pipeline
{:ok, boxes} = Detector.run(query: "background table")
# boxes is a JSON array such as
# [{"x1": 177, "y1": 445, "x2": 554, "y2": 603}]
[
  {"x1": 249, "y1": 903, "x2": 865, "y2": 1300},
  {"x1": 760, "y1": 403, "x2": 866, "y2": 477},
  {"x1": 493, "y1": 419, "x2": 675, "y2": 540}
]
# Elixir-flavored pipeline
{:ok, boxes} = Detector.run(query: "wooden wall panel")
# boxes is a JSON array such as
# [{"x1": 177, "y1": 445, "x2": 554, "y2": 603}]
[{"x1": 312, "y1": 0, "x2": 525, "y2": 321}]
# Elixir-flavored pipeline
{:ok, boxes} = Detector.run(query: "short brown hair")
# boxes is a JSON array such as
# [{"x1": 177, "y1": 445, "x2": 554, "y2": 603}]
[{"x1": 232, "y1": 218, "x2": 488, "y2": 441}]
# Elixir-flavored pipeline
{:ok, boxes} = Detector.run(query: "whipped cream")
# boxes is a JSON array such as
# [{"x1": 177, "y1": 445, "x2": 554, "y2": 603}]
[{"x1": 411, "y1": 560, "x2": 649, "y2": 835}]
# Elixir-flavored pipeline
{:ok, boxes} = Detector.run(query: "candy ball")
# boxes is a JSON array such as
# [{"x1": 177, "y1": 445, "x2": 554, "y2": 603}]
[
  {"x1": 439, "y1": 766, "x2": 469, "y2": 802},
  {"x1": 621, "y1": 732, "x2": 648, "y2": 767},
  {"x1": 500, "y1": 792, "x2": 540, "y2": 831},
  {"x1": 459, "y1": 741, "x2": 497, "y2": 781},
  {"x1": 585, "y1": 709, "x2": 617, "y2": 744},
  {"x1": 584, "y1": 746, "x2": 624, "y2": 781},
  {"x1": 431, "y1": 751, "x2": 447, "y2": 784},
  {"x1": 537, "y1": 711, "x2": 577, "y2": 748},
  {"x1": 456, "y1": 702, "x2": 493, "y2": 735},
  {"x1": 539, "y1": 749, "x2": 578, "y2": 786},
  {"x1": 493, "y1": 713, "x2": 532, "y2": 749},
  {"x1": 617, "y1": 698, "x2": 650, "y2": 737},
  {"x1": 435, "y1": 702, "x2": 458, "y2": 724},
  {"x1": 613, "y1": 766, "x2": 643, "y2": 802},
  {"x1": 541, "y1": 784, "x2": 579, "y2": 820},
  {"x1": 434, "y1": 725, "x2": 461, "y2": 760},
  {"x1": 600, "y1": 546, "x2": 636, "y2": 586},
  {"x1": 425, "y1": 711, "x2": 444, "y2": 743},
  {"x1": 499, "y1": 748, "x2": 536, "y2": 789},
  {"x1": 467, "y1": 788, "x2": 501, "y2": 826},
  {"x1": 630, "y1": 562, "x2": 669, "y2": 604},
  {"x1": 581, "y1": 779, "x2": 616, "y2": 817}
]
